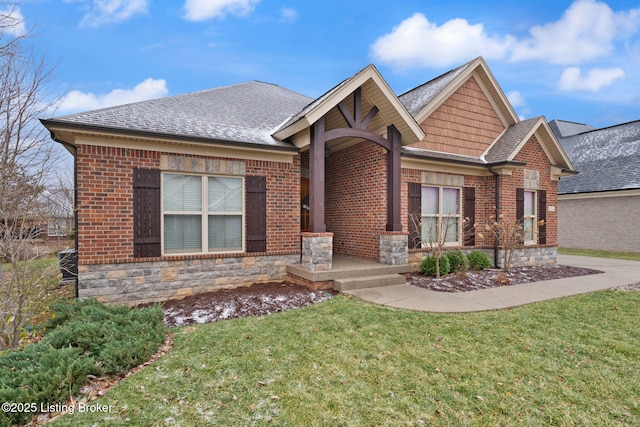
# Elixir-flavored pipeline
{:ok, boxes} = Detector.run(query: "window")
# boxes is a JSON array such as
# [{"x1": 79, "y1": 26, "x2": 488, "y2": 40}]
[
  {"x1": 523, "y1": 190, "x2": 536, "y2": 243},
  {"x1": 162, "y1": 173, "x2": 243, "y2": 254},
  {"x1": 48, "y1": 219, "x2": 69, "y2": 237},
  {"x1": 421, "y1": 186, "x2": 461, "y2": 245}
]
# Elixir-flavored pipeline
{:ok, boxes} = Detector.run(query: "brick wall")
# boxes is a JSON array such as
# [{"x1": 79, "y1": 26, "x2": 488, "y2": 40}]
[
  {"x1": 511, "y1": 135, "x2": 558, "y2": 245},
  {"x1": 77, "y1": 145, "x2": 160, "y2": 265},
  {"x1": 75, "y1": 144, "x2": 302, "y2": 303},
  {"x1": 400, "y1": 169, "x2": 496, "y2": 250},
  {"x1": 76, "y1": 145, "x2": 301, "y2": 265},
  {"x1": 326, "y1": 141, "x2": 388, "y2": 261},
  {"x1": 401, "y1": 134, "x2": 558, "y2": 262},
  {"x1": 412, "y1": 77, "x2": 506, "y2": 157}
]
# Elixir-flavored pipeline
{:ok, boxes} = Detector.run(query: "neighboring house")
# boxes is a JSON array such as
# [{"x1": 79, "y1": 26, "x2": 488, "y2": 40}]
[
  {"x1": 551, "y1": 119, "x2": 640, "y2": 252},
  {"x1": 41, "y1": 57, "x2": 575, "y2": 304}
]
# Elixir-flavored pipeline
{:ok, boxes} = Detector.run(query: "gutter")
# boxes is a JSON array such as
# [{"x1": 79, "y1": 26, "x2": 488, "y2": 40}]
[
  {"x1": 39, "y1": 119, "x2": 300, "y2": 155},
  {"x1": 487, "y1": 165, "x2": 500, "y2": 268},
  {"x1": 47, "y1": 130, "x2": 79, "y2": 299}
]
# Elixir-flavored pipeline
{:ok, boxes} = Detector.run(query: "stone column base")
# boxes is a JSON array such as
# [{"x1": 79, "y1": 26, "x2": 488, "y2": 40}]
[
  {"x1": 380, "y1": 231, "x2": 408, "y2": 265},
  {"x1": 301, "y1": 232, "x2": 333, "y2": 271}
]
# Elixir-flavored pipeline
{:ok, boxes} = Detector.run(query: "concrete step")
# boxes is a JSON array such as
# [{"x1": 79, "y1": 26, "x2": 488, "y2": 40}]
[{"x1": 333, "y1": 273, "x2": 407, "y2": 292}]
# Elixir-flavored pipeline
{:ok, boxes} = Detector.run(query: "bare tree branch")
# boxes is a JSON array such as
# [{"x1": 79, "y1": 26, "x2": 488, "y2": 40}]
[{"x1": 0, "y1": 3, "x2": 62, "y2": 349}]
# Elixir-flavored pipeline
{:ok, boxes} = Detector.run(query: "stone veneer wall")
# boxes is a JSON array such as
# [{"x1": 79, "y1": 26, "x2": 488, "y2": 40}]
[
  {"x1": 408, "y1": 246, "x2": 557, "y2": 270},
  {"x1": 78, "y1": 254, "x2": 300, "y2": 305},
  {"x1": 380, "y1": 232, "x2": 408, "y2": 265}
]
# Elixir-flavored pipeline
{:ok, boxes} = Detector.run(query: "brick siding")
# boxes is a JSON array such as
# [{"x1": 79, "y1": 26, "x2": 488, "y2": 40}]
[
  {"x1": 75, "y1": 144, "x2": 302, "y2": 303},
  {"x1": 326, "y1": 141, "x2": 387, "y2": 261}
]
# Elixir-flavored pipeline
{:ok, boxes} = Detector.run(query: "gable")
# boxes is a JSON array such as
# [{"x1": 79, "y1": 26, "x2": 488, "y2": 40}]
[
  {"x1": 273, "y1": 64, "x2": 424, "y2": 149},
  {"x1": 409, "y1": 76, "x2": 506, "y2": 157}
]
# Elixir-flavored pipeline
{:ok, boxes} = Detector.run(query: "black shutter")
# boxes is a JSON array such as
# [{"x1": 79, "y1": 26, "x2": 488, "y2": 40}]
[
  {"x1": 538, "y1": 190, "x2": 547, "y2": 245},
  {"x1": 516, "y1": 188, "x2": 525, "y2": 245},
  {"x1": 408, "y1": 182, "x2": 422, "y2": 249},
  {"x1": 463, "y1": 187, "x2": 476, "y2": 246},
  {"x1": 133, "y1": 168, "x2": 161, "y2": 258},
  {"x1": 516, "y1": 188, "x2": 525, "y2": 221},
  {"x1": 245, "y1": 176, "x2": 267, "y2": 253}
]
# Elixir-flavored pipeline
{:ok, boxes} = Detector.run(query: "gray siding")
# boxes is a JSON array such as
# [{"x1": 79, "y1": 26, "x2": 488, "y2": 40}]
[{"x1": 558, "y1": 195, "x2": 640, "y2": 252}]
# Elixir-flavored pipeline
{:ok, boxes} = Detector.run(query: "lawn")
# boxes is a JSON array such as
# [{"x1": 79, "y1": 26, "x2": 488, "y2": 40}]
[
  {"x1": 51, "y1": 291, "x2": 640, "y2": 426},
  {"x1": 559, "y1": 247, "x2": 640, "y2": 262}
]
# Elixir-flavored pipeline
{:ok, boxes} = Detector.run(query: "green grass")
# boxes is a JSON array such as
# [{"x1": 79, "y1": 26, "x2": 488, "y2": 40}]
[
  {"x1": 559, "y1": 247, "x2": 640, "y2": 262},
  {"x1": 50, "y1": 292, "x2": 640, "y2": 426}
]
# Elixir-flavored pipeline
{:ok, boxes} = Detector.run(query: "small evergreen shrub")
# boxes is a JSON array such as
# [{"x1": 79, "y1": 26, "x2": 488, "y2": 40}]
[
  {"x1": 419, "y1": 255, "x2": 451, "y2": 276},
  {"x1": 446, "y1": 250, "x2": 469, "y2": 273},
  {"x1": 42, "y1": 299, "x2": 166, "y2": 375},
  {"x1": 0, "y1": 345, "x2": 98, "y2": 426},
  {"x1": 467, "y1": 250, "x2": 492, "y2": 270},
  {"x1": 0, "y1": 299, "x2": 166, "y2": 425}
]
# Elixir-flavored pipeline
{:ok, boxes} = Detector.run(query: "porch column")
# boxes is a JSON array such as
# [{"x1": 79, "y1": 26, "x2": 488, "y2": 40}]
[
  {"x1": 309, "y1": 116, "x2": 327, "y2": 233},
  {"x1": 386, "y1": 124, "x2": 402, "y2": 231}
]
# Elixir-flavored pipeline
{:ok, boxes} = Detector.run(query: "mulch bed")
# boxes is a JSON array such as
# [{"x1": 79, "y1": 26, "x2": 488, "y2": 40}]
[
  {"x1": 408, "y1": 264, "x2": 604, "y2": 292},
  {"x1": 160, "y1": 282, "x2": 337, "y2": 327}
]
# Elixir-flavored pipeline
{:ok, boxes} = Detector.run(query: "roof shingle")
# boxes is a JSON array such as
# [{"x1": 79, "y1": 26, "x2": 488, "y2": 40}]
[
  {"x1": 44, "y1": 81, "x2": 313, "y2": 149},
  {"x1": 555, "y1": 120, "x2": 640, "y2": 194}
]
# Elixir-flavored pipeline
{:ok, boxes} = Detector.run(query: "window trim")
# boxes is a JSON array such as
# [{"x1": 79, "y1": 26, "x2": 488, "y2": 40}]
[
  {"x1": 161, "y1": 172, "x2": 245, "y2": 256},
  {"x1": 523, "y1": 190, "x2": 537, "y2": 245},
  {"x1": 421, "y1": 185, "x2": 462, "y2": 247}
]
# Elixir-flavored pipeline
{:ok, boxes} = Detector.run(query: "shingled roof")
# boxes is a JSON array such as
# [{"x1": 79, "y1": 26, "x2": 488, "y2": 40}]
[
  {"x1": 398, "y1": 59, "x2": 475, "y2": 117},
  {"x1": 42, "y1": 81, "x2": 313, "y2": 150},
  {"x1": 42, "y1": 59, "x2": 573, "y2": 175},
  {"x1": 554, "y1": 120, "x2": 640, "y2": 194}
]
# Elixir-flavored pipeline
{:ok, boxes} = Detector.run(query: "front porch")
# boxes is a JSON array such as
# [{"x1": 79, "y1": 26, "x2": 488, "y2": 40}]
[{"x1": 287, "y1": 254, "x2": 412, "y2": 292}]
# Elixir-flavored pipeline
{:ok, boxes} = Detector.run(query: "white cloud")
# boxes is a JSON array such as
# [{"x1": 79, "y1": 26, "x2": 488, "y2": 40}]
[
  {"x1": 280, "y1": 7, "x2": 298, "y2": 23},
  {"x1": 371, "y1": 0, "x2": 640, "y2": 69},
  {"x1": 183, "y1": 0, "x2": 260, "y2": 21},
  {"x1": 76, "y1": 0, "x2": 148, "y2": 28},
  {"x1": 510, "y1": 0, "x2": 640, "y2": 64},
  {"x1": 370, "y1": 13, "x2": 514, "y2": 69},
  {"x1": 59, "y1": 78, "x2": 169, "y2": 112},
  {"x1": 0, "y1": 5, "x2": 26, "y2": 36},
  {"x1": 558, "y1": 67, "x2": 625, "y2": 91},
  {"x1": 506, "y1": 91, "x2": 526, "y2": 107}
]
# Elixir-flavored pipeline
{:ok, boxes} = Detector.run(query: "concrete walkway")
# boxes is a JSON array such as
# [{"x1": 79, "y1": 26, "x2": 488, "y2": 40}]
[{"x1": 343, "y1": 255, "x2": 640, "y2": 312}]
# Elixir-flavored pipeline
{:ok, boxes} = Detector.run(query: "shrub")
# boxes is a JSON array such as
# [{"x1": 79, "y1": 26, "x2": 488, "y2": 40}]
[
  {"x1": 419, "y1": 255, "x2": 451, "y2": 276},
  {"x1": 0, "y1": 299, "x2": 167, "y2": 425},
  {"x1": 446, "y1": 250, "x2": 469, "y2": 273},
  {"x1": 42, "y1": 299, "x2": 166, "y2": 375},
  {"x1": 0, "y1": 345, "x2": 98, "y2": 426},
  {"x1": 467, "y1": 251, "x2": 492, "y2": 270}
]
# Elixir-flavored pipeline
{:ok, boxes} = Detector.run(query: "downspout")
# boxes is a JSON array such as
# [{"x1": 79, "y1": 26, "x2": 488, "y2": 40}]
[
  {"x1": 488, "y1": 166, "x2": 500, "y2": 268},
  {"x1": 50, "y1": 133, "x2": 79, "y2": 299}
]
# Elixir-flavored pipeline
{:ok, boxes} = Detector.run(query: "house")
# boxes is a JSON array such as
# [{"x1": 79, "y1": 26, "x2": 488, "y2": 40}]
[
  {"x1": 551, "y1": 119, "x2": 640, "y2": 252},
  {"x1": 41, "y1": 57, "x2": 575, "y2": 304}
]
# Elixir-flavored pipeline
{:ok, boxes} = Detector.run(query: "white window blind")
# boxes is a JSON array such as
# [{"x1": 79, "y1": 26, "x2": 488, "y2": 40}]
[{"x1": 163, "y1": 173, "x2": 243, "y2": 254}]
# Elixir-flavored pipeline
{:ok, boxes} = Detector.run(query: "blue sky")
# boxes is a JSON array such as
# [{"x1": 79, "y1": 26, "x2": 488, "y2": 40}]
[{"x1": 8, "y1": 0, "x2": 640, "y2": 129}]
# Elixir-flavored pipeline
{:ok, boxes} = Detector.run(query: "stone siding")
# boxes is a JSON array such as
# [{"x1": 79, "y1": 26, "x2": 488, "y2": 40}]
[
  {"x1": 408, "y1": 246, "x2": 557, "y2": 270},
  {"x1": 380, "y1": 232, "x2": 408, "y2": 265},
  {"x1": 78, "y1": 254, "x2": 299, "y2": 305},
  {"x1": 301, "y1": 233, "x2": 333, "y2": 271}
]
